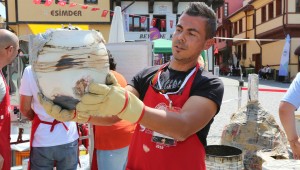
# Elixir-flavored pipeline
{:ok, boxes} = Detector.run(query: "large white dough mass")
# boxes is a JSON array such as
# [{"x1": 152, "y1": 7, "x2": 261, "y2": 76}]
[{"x1": 31, "y1": 29, "x2": 109, "y2": 109}]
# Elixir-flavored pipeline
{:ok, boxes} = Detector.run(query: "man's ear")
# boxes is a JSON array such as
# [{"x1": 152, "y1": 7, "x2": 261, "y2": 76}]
[{"x1": 204, "y1": 38, "x2": 215, "y2": 50}]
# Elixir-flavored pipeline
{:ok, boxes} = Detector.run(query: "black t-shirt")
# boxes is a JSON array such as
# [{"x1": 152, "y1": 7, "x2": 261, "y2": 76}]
[{"x1": 128, "y1": 65, "x2": 224, "y2": 146}]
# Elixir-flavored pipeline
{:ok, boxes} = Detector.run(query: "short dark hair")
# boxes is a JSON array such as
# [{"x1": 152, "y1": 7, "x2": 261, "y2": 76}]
[
  {"x1": 182, "y1": 2, "x2": 216, "y2": 39},
  {"x1": 107, "y1": 50, "x2": 116, "y2": 71}
]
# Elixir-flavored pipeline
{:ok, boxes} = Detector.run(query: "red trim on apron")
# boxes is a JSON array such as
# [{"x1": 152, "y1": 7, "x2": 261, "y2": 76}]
[
  {"x1": 28, "y1": 115, "x2": 69, "y2": 169},
  {"x1": 0, "y1": 73, "x2": 11, "y2": 170},
  {"x1": 126, "y1": 63, "x2": 206, "y2": 170}
]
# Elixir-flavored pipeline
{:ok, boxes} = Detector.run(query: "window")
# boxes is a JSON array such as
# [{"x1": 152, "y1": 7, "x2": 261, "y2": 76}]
[
  {"x1": 237, "y1": 45, "x2": 241, "y2": 60},
  {"x1": 261, "y1": 6, "x2": 266, "y2": 22},
  {"x1": 269, "y1": 2, "x2": 274, "y2": 19},
  {"x1": 252, "y1": 15, "x2": 256, "y2": 29},
  {"x1": 153, "y1": 15, "x2": 167, "y2": 32},
  {"x1": 296, "y1": 0, "x2": 300, "y2": 13},
  {"x1": 222, "y1": 28, "x2": 225, "y2": 40},
  {"x1": 218, "y1": 8, "x2": 221, "y2": 18},
  {"x1": 242, "y1": 44, "x2": 246, "y2": 59},
  {"x1": 224, "y1": 3, "x2": 228, "y2": 17},
  {"x1": 276, "y1": 0, "x2": 282, "y2": 16},
  {"x1": 55, "y1": 0, "x2": 69, "y2": 3},
  {"x1": 239, "y1": 19, "x2": 242, "y2": 33},
  {"x1": 233, "y1": 22, "x2": 237, "y2": 35},
  {"x1": 85, "y1": 0, "x2": 97, "y2": 4},
  {"x1": 129, "y1": 15, "x2": 150, "y2": 32}
]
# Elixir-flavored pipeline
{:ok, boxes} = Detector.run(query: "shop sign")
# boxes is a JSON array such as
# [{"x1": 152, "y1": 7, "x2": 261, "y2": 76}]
[
  {"x1": 139, "y1": 33, "x2": 173, "y2": 39},
  {"x1": 51, "y1": 10, "x2": 82, "y2": 16}
]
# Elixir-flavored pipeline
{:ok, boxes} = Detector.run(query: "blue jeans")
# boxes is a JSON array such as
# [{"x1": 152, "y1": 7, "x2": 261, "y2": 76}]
[
  {"x1": 96, "y1": 146, "x2": 129, "y2": 170},
  {"x1": 30, "y1": 140, "x2": 78, "y2": 170}
]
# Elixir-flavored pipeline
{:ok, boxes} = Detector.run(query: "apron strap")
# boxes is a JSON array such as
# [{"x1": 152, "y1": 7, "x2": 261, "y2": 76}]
[{"x1": 40, "y1": 119, "x2": 69, "y2": 132}]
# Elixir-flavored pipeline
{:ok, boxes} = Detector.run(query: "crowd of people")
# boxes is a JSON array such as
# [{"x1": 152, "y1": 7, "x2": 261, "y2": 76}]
[{"x1": 1, "y1": 2, "x2": 299, "y2": 170}]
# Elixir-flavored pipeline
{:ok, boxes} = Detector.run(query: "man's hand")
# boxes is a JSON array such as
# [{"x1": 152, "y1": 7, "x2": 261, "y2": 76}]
[
  {"x1": 38, "y1": 93, "x2": 90, "y2": 123},
  {"x1": 76, "y1": 73, "x2": 145, "y2": 123}
]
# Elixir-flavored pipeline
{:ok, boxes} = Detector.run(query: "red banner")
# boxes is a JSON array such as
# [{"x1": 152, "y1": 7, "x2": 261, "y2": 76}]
[
  {"x1": 170, "y1": 20, "x2": 174, "y2": 28},
  {"x1": 33, "y1": 0, "x2": 41, "y2": 4},
  {"x1": 58, "y1": 1, "x2": 66, "y2": 6},
  {"x1": 69, "y1": 2, "x2": 77, "y2": 7},
  {"x1": 101, "y1": 10, "x2": 108, "y2": 17},
  {"x1": 140, "y1": 16, "x2": 146, "y2": 23},
  {"x1": 91, "y1": 8, "x2": 100, "y2": 11},
  {"x1": 161, "y1": 19, "x2": 166, "y2": 28},
  {"x1": 44, "y1": 0, "x2": 53, "y2": 6},
  {"x1": 81, "y1": 5, "x2": 88, "y2": 9},
  {"x1": 151, "y1": 18, "x2": 157, "y2": 27}
]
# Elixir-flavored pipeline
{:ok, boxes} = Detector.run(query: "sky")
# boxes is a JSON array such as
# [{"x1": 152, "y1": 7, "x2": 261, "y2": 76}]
[{"x1": 0, "y1": 3, "x2": 6, "y2": 18}]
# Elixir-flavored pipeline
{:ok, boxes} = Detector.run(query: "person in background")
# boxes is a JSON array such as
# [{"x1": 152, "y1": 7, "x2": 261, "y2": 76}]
[
  {"x1": 40, "y1": 2, "x2": 224, "y2": 169},
  {"x1": 19, "y1": 65, "x2": 79, "y2": 170},
  {"x1": 265, "y1": 65, "x2": 272, "y2": 79},
  {"x1": 258, "y1": 65, "x2": 266, "y2": 79},
  {"x1": 0, "y1": 29, "x2": 20, "y2": 170},
  {"x1": 92, "y1": 50, "x2": 135, "y2": 170},
  {"x1": 279, "y1": 72, "x2": 300, "y2": 160}
]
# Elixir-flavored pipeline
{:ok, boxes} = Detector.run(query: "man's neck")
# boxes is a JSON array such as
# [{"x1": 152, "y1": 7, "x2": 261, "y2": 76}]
[{"x1": 169, "y1": 59, "x2": 198, "y2": 72}]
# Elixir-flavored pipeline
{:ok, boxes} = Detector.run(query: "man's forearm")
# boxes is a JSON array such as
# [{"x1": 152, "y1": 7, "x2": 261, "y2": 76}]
[{"x1": 21, "y1": 109, "x2": 34, "y2": 120}]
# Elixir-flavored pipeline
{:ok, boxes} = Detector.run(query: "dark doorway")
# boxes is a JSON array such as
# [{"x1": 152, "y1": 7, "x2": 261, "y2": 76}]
[{"x1": 252, "y1": 53, "x2": 261, "y2": 73}]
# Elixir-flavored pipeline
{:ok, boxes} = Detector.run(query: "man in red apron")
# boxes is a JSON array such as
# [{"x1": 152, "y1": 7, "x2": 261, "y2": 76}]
[
  {"x1": 19, "y1": 66, "x2": 79, "y2": 170},
  {"x1": 0, "y1": 29, "x2": 20, "y2": 170},
  {"x1": 40, "y1": 2, "x2": 223, "y2": 169}
]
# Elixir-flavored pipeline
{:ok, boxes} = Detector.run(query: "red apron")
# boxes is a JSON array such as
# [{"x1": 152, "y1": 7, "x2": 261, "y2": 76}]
[
  {"x1": 0, "y1": 73, "x2": 11, "y2": 170},
  {"x1": 126, "y1": 63, "x2": 206, "y2": 170},
  {"x1": 28, "y1": 115, "x2": 69, "y2": 169}
]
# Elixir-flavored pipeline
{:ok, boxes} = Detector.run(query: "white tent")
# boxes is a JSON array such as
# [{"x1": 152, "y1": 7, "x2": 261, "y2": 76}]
[{"x1": 108, "y1": 6, "x2": 125, "y2": 43}]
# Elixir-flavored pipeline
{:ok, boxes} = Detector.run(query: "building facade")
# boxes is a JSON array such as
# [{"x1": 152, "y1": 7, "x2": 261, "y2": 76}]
[
  {"x1": 215, "y1": 0, "x2": 243, "y2": 69},
  {"x1": 4, "y1": 0, "x2": 112, "y2": 40},
  {"x1": 220, "y1": 0, "x2": 300, "y2": 80},
  {"x1": 3, "y1": 0, "x2": 224, "y2": 71}
]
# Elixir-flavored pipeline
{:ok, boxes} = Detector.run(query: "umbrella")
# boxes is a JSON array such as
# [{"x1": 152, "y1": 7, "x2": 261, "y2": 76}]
[{"x1": 108, "y1": 6, "x2": 125, "y2": 43}]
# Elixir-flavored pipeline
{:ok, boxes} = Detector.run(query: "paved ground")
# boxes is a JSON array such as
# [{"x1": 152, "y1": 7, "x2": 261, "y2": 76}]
[{"x1": 207, "y1": 75, "x2": 292, "y2": 145}]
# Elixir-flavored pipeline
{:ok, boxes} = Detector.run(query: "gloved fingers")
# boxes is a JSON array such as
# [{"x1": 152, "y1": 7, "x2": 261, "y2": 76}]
[
  {"x1": 77, "y1": 113, "x2": 91, "y2": 123},
  {"x1": 38, "y1": 93, "x2": 53, "y2": 113},
  {"x1": 106, "y1": 72, "x2": 119, "y2": 86},
  {"x1": 81, "y1": 94, "x2": 106, "y2": 104},
  {"x1": 88, "y1": 82, "x2": 110, "y2": 95},
  {"x1": 87, "y1": 110, "x2": 114, "y2": 117},
  {"x1": 76, "y1": 102, "x2": 101, "y2": 113},
  {"x1": 60, "y1": 109, "x2": 76, "y2": 121},
  {"x1": 51, "y1": 104, "x2": 62, "y2": 116}
]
